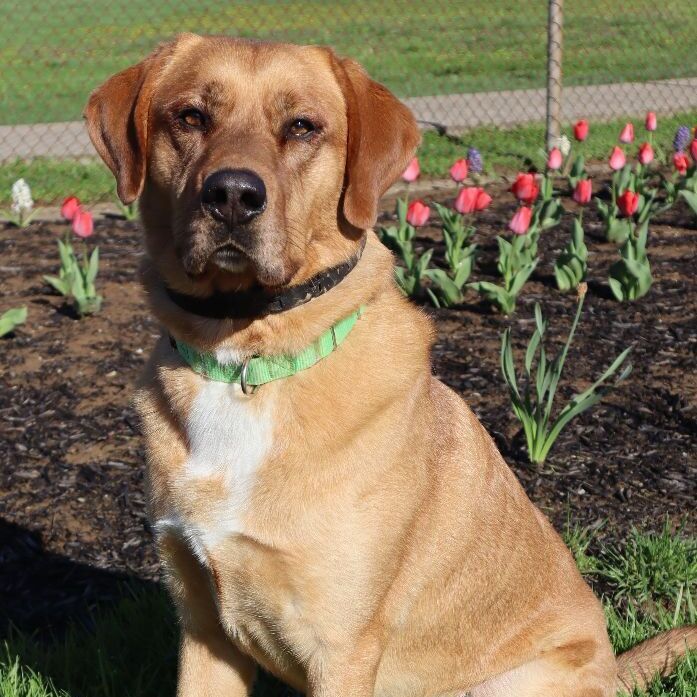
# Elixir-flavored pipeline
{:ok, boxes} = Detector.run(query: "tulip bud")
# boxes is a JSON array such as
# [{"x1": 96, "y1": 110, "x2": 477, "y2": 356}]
[
  {"x1": 547, "y1": 147, "x2": 563, "y2": 170},
  {"x1": 690, "y1": 139, "x2": 697, "y2": 163},
  {"x1": 609, "y1": 146, "x2": 626, "y2": 171},
  {"x1": 619, "y1": 123, "x2": 634, "y2": 144},
  {"x1": 455, "y1": 187, "x2": 491, "y2": 214},
  {"x1": 401, "y1": 157, "x2": 420, "y2": 183},
  {"x1": 474, "y1": 189, "x2": 492, "y2": 211},
  {"x1": 638, "y1": 142, "x2": 654, "y2": 165},
  {"x1": 645, "y1": 112, "x2": 657, "y2": 132},
  {"x1": 573, "y1": 120, "x2": 589, "y2": 142},
  {"x1": 449, "y1": 158, "x2": 469, "y2": 183},
  {"x1": 508, "y1": 206, "x2": 532, "y2": 235},
  {"x1": 406, "y1": 199, "x2": 430, "y2": 227},
  {"x1": 72, "y1": 207, "x2": 94, "y2": 238},
  {"x1": 673, "y1": 152, "x2": 689, "y2": 175},
  {"x1": 61, "y1": 196, "x2": 80, "y2": 221},
  {"x1": 573, "y1": 179, "x2": 592, "y2": 205},
  {"x1": 510, "y1": 173, "x2": 539, "y2": 205},
  {"x1": 617, "y1": 190, "x2": 639, "y2": 218}
]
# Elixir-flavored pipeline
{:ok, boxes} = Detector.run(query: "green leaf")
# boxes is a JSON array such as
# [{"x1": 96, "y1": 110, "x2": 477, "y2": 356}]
[
  {"x1": 0, "y1": 306, "x2": 27, "y2": 337},
  {"x1": 43, "y1": 274, "x2": 70, "y2": 296},
  {"x1": 87, "y1": 246, "x2": 100, "y2": 284}
]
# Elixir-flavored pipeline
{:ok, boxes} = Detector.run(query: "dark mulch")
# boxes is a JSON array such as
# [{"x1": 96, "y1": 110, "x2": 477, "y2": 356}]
[{"x1": 1, "y1": 186, "x2": 695, "y2": 635}]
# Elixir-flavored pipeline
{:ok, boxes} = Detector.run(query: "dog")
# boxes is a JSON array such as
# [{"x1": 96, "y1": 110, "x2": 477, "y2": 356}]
[{"x1": 85, "y1": 34, "x2": 695, "y2": 697}]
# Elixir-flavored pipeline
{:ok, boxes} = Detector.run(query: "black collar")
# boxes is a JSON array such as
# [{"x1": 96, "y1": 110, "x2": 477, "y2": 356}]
[{"x1": 165, "y1": 236, "x2": 366, "y2": 320}]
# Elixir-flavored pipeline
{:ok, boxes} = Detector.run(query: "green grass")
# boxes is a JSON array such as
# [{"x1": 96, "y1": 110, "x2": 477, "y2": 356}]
[
  {"x1": 2, "y1": 111, "x2": 696, "y2": 207},
  {"x1": 0, "y1": 158, "x2": 114, "y2": 208},
  {"x1": 1, "y1": 526, "x2": 695, "y2": 697},
  {"x1": 1, "y1": 1, "x2": 696, "y2": 125},
  {"x1": 418, "y1": 111, "x2": 697, "y2": 176}
]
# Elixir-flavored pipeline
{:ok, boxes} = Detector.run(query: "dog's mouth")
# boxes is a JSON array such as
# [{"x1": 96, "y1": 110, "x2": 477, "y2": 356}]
[{"x1": 209, "y1": 241, "x2": 250, "y2": 273}]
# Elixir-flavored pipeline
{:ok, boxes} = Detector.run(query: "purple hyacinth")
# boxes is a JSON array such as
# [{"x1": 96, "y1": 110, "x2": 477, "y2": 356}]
[
  {"x1": 467, "y1": 147, "x2": 483, "y2": 173},
  {"x1": 673, "y1": 125, "x2": 691, "y2": 152}
]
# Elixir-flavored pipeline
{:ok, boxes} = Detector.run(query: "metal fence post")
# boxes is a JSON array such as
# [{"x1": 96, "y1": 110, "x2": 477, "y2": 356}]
[{"x1": 546, "y1": 0, "x2": 564, "y2": 150}]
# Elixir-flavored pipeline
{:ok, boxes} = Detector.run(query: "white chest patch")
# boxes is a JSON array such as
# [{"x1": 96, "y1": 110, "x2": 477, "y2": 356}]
[{"x1": 155, "y1": 378, "x2": 274, "y2": 564}]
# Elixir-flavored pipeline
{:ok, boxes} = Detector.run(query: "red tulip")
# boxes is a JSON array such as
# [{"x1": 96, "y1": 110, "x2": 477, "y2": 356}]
[
  {"x1": 638, "y1": 142, "x2": 654, "y2": 165},
  {"x1": 690, "y1": 139, "x2": 697, "y2": 163},
  {"x1": 609, "y1": 146, "x2": 626, "y2": 171},
  {"x1": 573, "y1": 120, "x2": 589, "y2": 142},
  {"x1": 61, "y1": 196, "x2": 80, "y2": 221},
  {"x1": 673, "y1": 152, "x2": 689, "y2": 175},
  {"x1": 645, "y1": 112, "x2": 657, "y2": 132},
  {"x1": 619, "y1": 123, "x2": 634, "y2": 144},
  {"x1": 547, "y1": 147, "x2": 563, "y2": 170},
  {"x1": 573, "y1": 179, "x2": 592, "y2": 205},
  {"x1": 617, "y1": 191, "x2": 639, "y2": 218},
  {"x1": 406, "y1": 199, "x2": 430, "y2": 227},
  {"x1": 510, "y1": 173, "x2": 539, "y2": 205},
  {"x1": 449, "y1": 158, "x2": 469, "y2": 183},
  {"x1": 401, "y1": 157, "x2": 420, "y2": 183},
  {"x1": 454, "y1": 186, "x2": 491, "y2": 214},
  {"x1": 72, "y1": 208, "x2": 94, "y2": 238},
  {"x1": 508, "y1": 206, "x2": 532, "y2": 235}
]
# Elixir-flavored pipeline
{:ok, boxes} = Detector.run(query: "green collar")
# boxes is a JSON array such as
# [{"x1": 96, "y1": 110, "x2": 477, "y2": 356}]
[{"x1": 172, "y1": 307, "x2": 363, "y2": 392}]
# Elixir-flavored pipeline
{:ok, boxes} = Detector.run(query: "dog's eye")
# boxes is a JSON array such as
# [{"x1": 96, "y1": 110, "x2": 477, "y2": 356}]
[
  {"x1": 179, "y1": 109, "x2": 207, "y2": 130},
  {"x1": 286, "y1": 118, "x2": 315, "y2": 139}
]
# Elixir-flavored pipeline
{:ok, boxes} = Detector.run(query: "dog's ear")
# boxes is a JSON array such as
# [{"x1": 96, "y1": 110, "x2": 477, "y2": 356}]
[
  {"x1": 84, "y1": 37, "x2": 190, "y2": 204},
  {"x1": 333, "y1": 57, "x2": 421, "y2": 230}
]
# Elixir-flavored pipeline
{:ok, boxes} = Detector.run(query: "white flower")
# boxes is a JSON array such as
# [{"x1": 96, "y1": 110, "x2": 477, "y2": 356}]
[
  {"x1": 11, "y1": 178, "x2": 34, "y2": 215},
  {"x1": 551, "y1": 135, "x2": 571, "y2": 157}
]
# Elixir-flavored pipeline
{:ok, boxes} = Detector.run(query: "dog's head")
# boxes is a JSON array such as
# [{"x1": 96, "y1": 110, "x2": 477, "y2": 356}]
[{"x1": 85, "y1": 34, "x2": 419, "y2": 291}]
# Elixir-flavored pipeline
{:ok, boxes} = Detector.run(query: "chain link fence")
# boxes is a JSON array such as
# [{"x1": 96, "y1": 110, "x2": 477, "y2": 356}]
[{"x1": 1, "y1": 0, "x2": 697, "y2": 205}]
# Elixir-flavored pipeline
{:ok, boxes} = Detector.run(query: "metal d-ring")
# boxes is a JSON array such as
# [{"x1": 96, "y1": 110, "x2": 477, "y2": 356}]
[{"x1": 240, "y1": 358, "x2": 257, "y2": 396}]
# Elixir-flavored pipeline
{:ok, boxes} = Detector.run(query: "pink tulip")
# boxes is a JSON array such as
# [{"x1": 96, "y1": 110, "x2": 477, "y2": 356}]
[
  {"x1": 645, "y1": 112, "x2": 657, "y2": 132},
  {"x1": 690, "y1": 139, "x2": 697, "y2": 163},
  {"x1": 508, "y1": 206, "x2": 532, "y2": 235},
  {"x1": 674, "y1": 152, "x2": 689, "y2": 175},
  {"x1": 638, "y1": 142, "x2": 654, "y2": 165},
  {"x1": 474, "y1": 189, "x2": 492, "y2": 211},
  {"x1": 454, "y1": 186, "x2": 491, "y2": 214},
  {"x1": 617, "y1": 190, "x2": 639, "y2": 218},
  {"x1": 406, "y1": 199, "x2": 430, "y2": 227},
  {"x1": 61, "y1": 196, "x2": 80, "y2": 221},
  {"x1": 449, "y1": 158, "x2": 469, "y2": 183},
  {"x1": 609, "y1": 146, "x2": 626, "y2": 171},
  {"x1": 72, "y1": 208, "x2": 94, "y2": 238},
  {"x1": 547, "y1": 147, "x2": 563, "y2": 170},
  {"x1": 574, "y1": 120, "x2": 589, "y2": 142},
  {"x1": 510, "y1": 173, "x2": 539, "y2": 205},
  {"x1": 619, "y1": 123, "x2": 634, "y2": 144},
  {"x1": 401, "y1": 157, "x2": 420, "y2": 182},
  {"x1": 573, "y1": 179, "x2": 592, "y2": 205}
]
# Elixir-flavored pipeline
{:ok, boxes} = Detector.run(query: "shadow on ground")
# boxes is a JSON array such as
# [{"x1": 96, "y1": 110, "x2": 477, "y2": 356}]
[{"x1": 0, "y1": 518, "x2": 294, "y2": 697}]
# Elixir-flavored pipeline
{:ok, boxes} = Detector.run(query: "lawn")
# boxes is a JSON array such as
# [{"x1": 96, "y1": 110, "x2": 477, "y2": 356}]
[
  {"x1": 0, "y1": 0, "x2": 696, "y2": 125},
  {"x1": 1, "y1": 525, "x2": 694, "y2": 697},
  {"x1": 2, "y1": 110, "x2": 696, "y2": 207}
]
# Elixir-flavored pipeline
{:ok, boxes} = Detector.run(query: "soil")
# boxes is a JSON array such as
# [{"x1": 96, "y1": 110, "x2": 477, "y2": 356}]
[{"x1": 1, "y1": 184, "x2": 695, "y2": 636}]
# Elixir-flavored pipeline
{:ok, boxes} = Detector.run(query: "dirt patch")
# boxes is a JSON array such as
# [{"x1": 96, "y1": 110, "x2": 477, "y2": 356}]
[{"x1": 1, "y1": 187, "x2": 695, "y2": 632}]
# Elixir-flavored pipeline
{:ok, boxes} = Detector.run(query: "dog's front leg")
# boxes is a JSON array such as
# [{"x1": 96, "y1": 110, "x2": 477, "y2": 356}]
[
  {"x1": 177, "y1": 626, "x2": 257, "y2": 697},
  {"x1": 158, "y1": 534, "x2": 257, "y2": 697},
  {"x1": 308, "y1": 638, "x2": 382, "y2": 697}
]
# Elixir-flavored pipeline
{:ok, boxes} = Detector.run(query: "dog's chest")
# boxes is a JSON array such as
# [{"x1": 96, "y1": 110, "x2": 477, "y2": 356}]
[{"x1": 154, "y1": 379, "x2": 274, "y2": 564}]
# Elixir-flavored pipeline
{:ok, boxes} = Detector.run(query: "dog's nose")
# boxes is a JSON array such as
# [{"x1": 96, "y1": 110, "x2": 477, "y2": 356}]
[{"x1": 201, "y1": 169, "x2": 267, "y2": 225}]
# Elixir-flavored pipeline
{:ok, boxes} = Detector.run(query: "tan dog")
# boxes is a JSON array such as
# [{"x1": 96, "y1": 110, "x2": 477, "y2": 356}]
[{"x1": 85, "y1": 34, "x2": 695, "y2": 697}]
